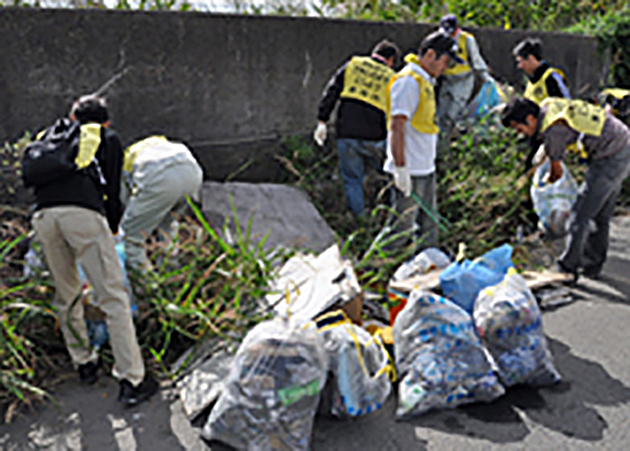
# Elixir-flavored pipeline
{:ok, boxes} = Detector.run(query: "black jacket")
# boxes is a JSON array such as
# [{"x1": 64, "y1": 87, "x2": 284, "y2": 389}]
[
  {"x1": 34, "y1": 126, "x2": 124, "y2": 234},
  {"x1": 317, "y1": 56, "x2": 389, "y2": 141}
]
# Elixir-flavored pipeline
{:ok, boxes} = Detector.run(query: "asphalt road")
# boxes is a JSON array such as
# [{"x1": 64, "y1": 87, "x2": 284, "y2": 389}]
[{"x1": 2, "y1": 216, "x2": 630, "y2": 451}]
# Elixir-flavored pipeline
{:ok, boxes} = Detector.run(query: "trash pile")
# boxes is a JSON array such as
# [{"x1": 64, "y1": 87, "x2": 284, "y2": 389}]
[{"x1": 180, "y1": 242, "x2": 568, "y2": 450}]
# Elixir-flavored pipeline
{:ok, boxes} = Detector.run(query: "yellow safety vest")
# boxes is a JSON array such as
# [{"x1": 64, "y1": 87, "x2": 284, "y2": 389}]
[
  {"x1": 386, "y1": 59, "x2": 439, "y2": 135},
  {"x1": 442, "y1": 31, "x2": 472, "y2": 77},
  {"x1": 540, "y1": 98, "x2": 606, "y2": 158},
  {"x1": 340, "y1": 56, "x2": 395, "y2": 112},
  {"x1": 524, "y1": 67, "x2": 567, "y2": 105},
  {"x1": 123, "y1": 135, "x2": 169, "y2": 172},
  {"x1": 598, "y1": 88, "x2": 630, "y2": 118}
]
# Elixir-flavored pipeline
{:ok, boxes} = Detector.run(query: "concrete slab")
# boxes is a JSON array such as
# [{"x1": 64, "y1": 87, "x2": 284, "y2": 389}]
[{"x1": 201, "y1": 181, "x2": 336, "y2": 253}]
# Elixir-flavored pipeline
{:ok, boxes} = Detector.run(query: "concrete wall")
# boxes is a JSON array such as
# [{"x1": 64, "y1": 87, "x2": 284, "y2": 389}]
[{"x1": 0, "y1": 8, "x2": 607, "y2": 182}]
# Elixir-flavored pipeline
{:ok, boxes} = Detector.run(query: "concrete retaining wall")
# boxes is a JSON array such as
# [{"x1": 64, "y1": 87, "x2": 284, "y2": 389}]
[{"x1": 0, "y1": 8, "x2": 607, "y2": 182}]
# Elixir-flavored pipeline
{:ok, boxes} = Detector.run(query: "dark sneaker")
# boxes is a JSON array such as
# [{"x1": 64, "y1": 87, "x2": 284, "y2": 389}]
[
  {"x1": 582, "y1": 266, "x2": 602, "y2": 279},
  {"x1": 552, "y1": 261, "x2": 579, "y2": 285},
  {"x1": 118, "y1": 375, "x2": 159, "y2": 407},
  {"x1": 78, "y1": 358, "x2": 101, "y2": 385}
]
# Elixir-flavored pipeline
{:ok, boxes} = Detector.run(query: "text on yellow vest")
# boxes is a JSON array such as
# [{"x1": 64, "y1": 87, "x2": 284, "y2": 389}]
[
  {"x1": 442, "y1": 31, "x2": 472, "y2": 77},
  {"x1": 524, "y1": 67, "x2": 567, "y2": 105},
  {"x1": 340, "y1": 56, "x2": 395, "y2": 112},
  {"x1": 385, "y1": 62, "x2": 439, "y2": 135}
]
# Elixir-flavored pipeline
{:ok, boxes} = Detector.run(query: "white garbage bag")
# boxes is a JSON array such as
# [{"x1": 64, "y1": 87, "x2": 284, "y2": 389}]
[{"x1": 531, "y1": 160, "x2": 578, "y2": 238}]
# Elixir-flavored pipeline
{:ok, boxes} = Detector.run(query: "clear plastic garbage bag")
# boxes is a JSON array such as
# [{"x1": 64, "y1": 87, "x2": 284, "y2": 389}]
[
  {"x1": 315, "y1": 310, "x2": 393, "y2": 418},
  {"x1": 392, "y1": 247, "x2": 451, "y2": 282},
  {"x1": 474, "y1": 269, "x2": 561, "y2": 387},
  {"x1": 531, "y1": 160, "x2": 578, "y2": 238},
  {"x1": 202, "y1": 317, "x2": 328, "y2": 451},
  {"x1": 393, "y1": 291, "x2": 504, "y2": 418}
]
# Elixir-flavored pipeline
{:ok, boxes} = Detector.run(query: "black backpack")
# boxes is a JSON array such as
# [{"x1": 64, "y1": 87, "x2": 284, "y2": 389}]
[{"x1": 21, "y1": 118, "x2": 83, "y2": 188}]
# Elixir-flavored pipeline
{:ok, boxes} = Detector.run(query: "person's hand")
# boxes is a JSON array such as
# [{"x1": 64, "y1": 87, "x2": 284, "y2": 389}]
[
  {"x1": 313, "y1": 122, "x2": 327, "y2": 146},
  {"x1": 548, "y1": 160, "x2": 563, "y2": 183},
  {"x1": 393, "y1": 166, "x2": 411, "y2": 197}
]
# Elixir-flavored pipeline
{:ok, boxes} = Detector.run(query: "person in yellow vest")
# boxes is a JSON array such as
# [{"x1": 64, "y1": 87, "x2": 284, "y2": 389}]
[
  {"x1": 120, "y1": 136, "x2": 203, "y2": 272},
  {"x1": 29, "y1": 95, "x2": 158, "y2": 405},
  {"x1": 513, "y1": 38, "x2": 571, "y2": 106},
  {"x1": 501, "y1": 97, "x2": 630, "y2": 282},
  {"x1": 384, "y1": 31, "x2": 462, "y2": 249},
  {"x1": 437, "y1": 14, "x2": 492, "y2": 140},
  {"x1": 598, "y1": 88, "x2": 630, "y2": 124},
  {"x1": 314, "y1": 39, "x2": 400, "y2": 219}
]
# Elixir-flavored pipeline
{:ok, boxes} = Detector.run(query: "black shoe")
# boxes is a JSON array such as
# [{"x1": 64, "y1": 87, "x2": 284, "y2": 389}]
[
  {"x1": 553, "y1": 261, "x2": 579, "y2": 285},
  {"x1": 582, "y1": 266, "x2": 602, "y2": 279},
  {"x1": 78, "y1": 358, "x2": 101, "y2": 385},
  {"x1": 118, "y1": 374, "x2": 159, "y2": 407}
]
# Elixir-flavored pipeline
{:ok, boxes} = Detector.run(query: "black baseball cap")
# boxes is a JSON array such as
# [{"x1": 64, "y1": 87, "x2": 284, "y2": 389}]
[
  {"x1": 420, "y1": 31, "x2": 464, "y2": 64},
  {"x1": 439, "y1": 14, "x2": 458, "y2": 35}
]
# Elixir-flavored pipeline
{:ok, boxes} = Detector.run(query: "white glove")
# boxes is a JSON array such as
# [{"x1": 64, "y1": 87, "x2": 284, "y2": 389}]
[
  {"x1": 313, "y1": 122, "x2": 327, "y2": 146},
  {"x1": 393, "y1": 165, "x2": 411, "y2": 197},
  {"x1": 532, "y1": 144, "x2": 547, "y2": 167}
]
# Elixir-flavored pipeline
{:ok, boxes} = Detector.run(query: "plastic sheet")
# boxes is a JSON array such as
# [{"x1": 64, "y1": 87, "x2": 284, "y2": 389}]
[
  {"x1": 474, "y1": 270, "x2": 561, "y2": 387},
  {"x1": 202, "y1": 317, "x2": 327, "y2": 450},
  {"x1": 315, "y1": 310, "x2": 393, "y2": 418},
  {"x1": 393, "y1": 291, "x2": 504, "y2": 418},
  {"x1": 392, "y1": 247, "x2": 451, "y2": 282}
]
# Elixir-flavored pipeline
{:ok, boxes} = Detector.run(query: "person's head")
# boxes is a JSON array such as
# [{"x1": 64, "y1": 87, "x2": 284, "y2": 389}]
[
  {"x1": 439, "y1": 14, "x2": 459, "y2": 37},
  {"x1": 513, "y1": 38, "x2": 543, "y2": 76},
  {"x1": 500, "y1": 97, "x2": 541, "y2": 136},
  {"x1": 372, "y1": 39, "x2": 401, "y2": 68},
  {"x1": 417, "y1": 31, "x2": 463, "y2": 78},
  {"x1": 69, "y1": 95, "x2": 109, "y2": 125}
]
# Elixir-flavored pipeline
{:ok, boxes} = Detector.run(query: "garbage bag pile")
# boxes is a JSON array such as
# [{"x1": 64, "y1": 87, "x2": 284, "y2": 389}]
[
  {"x1": 393, "y1": 290, "x2": 505, "y2": 418},
  {"x1": 202, "y1": 317, "x2": 328, "y2": 450},
  {"x1": 314, "y1": 310, "x2": 393, "y2": 418},
  {"x1": 190, "y1": 243, "x2": 563, "y2": 447},
  {"x1": 531, "y1": 160, "x2": 578, "y2": 238},
  {"x1": 474, "y1": 269, "x2": 561, "y2": 386}
]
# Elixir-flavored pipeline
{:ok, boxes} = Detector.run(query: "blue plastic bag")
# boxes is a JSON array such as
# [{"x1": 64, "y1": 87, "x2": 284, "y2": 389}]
[{"x1": 439, "y1": 244, "x2": 514, "y2": 314}]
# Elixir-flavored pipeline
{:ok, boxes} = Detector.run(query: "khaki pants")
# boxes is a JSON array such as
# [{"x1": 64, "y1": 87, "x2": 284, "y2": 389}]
[
  {"x1": 32, "y1": 206, "x2": 145, "y2": 386},
  {"x1": 122, "y1": 159, "x2": 203, "y2": 271}
]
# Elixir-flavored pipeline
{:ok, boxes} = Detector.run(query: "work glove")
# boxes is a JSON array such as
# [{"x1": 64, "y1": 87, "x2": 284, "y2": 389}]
[
  {"x1": 393, "y1": 165, "x2": 412, "y2": 197},
  {"x1": 531, "y1": 144, "x2": 547, "y2": 167},
  {"x1": 313, "y1": 122, "x2": 327, "y2": 146}
]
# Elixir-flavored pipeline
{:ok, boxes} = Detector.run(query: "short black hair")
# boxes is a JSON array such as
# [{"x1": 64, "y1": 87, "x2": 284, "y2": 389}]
[
  {"x1": 501, "y1": 97, "x2": 540, "y2": 127},
  {"x1": 70, "y1": 95, "x2": 109, "y2": 124},
  {"x1": 372, "y1": 39, "x2": 400, "y2": 63},
  {"x1": 513, "y1": 38, "x2": 543, "y2": 61},
  {"x1": 418, "y1": 31, "x2": 458, "y2": 61}
]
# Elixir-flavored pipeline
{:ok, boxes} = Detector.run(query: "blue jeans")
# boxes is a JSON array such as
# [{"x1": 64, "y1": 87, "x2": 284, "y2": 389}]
[{"x1": 337, "y1": 138, "x2": 386, "y2": 217}]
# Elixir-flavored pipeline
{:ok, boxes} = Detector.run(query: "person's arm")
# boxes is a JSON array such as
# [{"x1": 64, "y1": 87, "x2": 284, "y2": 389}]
[
  {"x1": 543, "y1": 122, "x2": 578, "y2": 182},
  {"x1": 390, "y1": 115, "x2": 407, "y2": 166},
  {"x1": 467, "y1": 36, "x2": 490, "y2": 81},
  {"x1": 546, "y1": 71, "x2": 571, "y2": 99},
  {"x1": 317, "y1": 62, "x2": 348, "y2": 123},
  {"x1": 100, "y1": 128, "x2": 125, "y2": 234}
]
